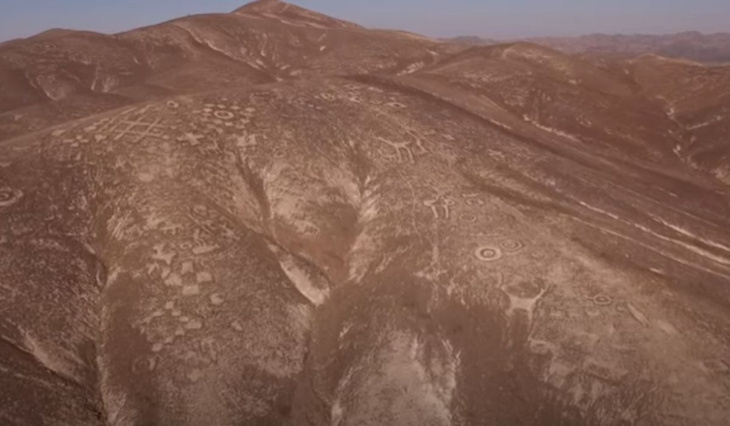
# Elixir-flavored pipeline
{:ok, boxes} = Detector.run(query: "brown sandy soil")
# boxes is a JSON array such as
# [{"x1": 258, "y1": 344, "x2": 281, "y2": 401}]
[{"x1": 1, "y1": 1, "x2": 730, "y2": 425}]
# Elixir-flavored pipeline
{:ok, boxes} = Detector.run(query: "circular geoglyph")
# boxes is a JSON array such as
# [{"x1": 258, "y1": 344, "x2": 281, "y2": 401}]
[
  {"x1": 593, "y1": 295, "x2": 612, "y2": 306},
  {"x1": 214, "y1": 110, "x2": 235, "y2": 120},
  {"x1": 500, "y1": 239, "x2": 525, "y2": 253},
  {"x1": 475, "y1": 246, "x2": 503, "y2": 262},
  {"x1": 0, "y1": 187, "x2": 23, "y2": 207}
]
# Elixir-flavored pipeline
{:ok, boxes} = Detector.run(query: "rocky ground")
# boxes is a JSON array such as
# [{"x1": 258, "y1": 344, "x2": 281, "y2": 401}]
[{"x1": 1, "y1": 1, "x2": 730, "y2": 425}]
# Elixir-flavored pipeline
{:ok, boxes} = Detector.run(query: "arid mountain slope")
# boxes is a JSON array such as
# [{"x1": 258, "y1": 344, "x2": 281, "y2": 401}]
[
  {"x1": 3, "y1": 71, "x2": 730, "y2": 426},
  {"x1": 533, "y1": 32, "x2": 730, "y2": 64},
  {"x1": 0, "y1": 1, "x2": 450, "y2": 140},
  {"x1": 1, "y1": 1, "x2": 730, "y2": 426},
  {"x1": 446, "y1": 31, "x2": 730, "y2": 63},
  {"x1": 411, "y1": 41, "x2": 730, "y2": 183},
  {"x1": 627, "y1": 55, "x2": 730, "y2": 183},
  {"x1": 412, "y1": 43, "x2": 682, "y2": 164}
]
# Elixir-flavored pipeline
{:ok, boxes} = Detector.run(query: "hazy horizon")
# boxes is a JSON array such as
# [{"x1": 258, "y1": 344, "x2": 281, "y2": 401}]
[{"x1": 1, "y1": 0, "x2": 729, "y2": 43}]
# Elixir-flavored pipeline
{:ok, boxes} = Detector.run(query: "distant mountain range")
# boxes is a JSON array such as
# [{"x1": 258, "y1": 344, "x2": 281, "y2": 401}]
[{"x1": 444, "y1": 31, "x2": 730, "y2": 63}]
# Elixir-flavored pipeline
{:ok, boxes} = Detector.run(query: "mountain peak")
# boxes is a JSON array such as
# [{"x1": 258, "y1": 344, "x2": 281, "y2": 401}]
[
  {"x1": 235, "y1": 0, "x2": 284, "y2": 11},
  {"x1": 233, "y1": 0, "x2": 362, "y2": 30}
]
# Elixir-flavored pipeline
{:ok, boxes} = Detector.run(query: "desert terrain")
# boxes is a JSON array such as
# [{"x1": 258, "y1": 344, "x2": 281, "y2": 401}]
[{"x1": 1, "y1": 1, "x2": 730, "y2": 425}]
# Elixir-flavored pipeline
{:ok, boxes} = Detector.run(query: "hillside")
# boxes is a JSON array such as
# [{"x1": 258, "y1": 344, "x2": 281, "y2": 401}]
[
  {"x1": 446, "y1": 31, "x2": 730, "y2": 63},
  {"x1": 1, "y1": 1, "x2": 730, "y2": 425},
  {"x1": 0, "y1": 1, "x2": 452, "y2": 140}
]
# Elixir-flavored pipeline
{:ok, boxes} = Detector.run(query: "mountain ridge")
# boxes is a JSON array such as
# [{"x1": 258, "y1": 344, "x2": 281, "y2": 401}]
[{"x1": 445, "y1": 30, "x2": 730, "y2": 63}]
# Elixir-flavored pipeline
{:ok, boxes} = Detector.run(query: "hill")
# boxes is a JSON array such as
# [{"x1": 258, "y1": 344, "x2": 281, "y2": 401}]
[
  {"x1": 446, "y1": 31, "x2": 730, "y2": 63},
  {"x1": 1, "y1": 1, "x2": 730, "y2": 425}
]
